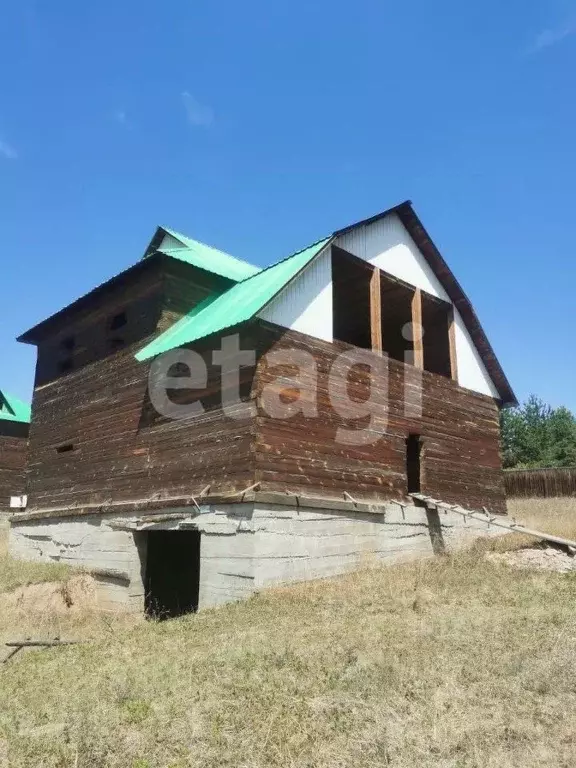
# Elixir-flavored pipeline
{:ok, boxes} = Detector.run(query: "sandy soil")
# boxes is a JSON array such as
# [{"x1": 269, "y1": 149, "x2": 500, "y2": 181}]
[{"x1": 487, "y1": 544, "x2": 576, "y2": 573}]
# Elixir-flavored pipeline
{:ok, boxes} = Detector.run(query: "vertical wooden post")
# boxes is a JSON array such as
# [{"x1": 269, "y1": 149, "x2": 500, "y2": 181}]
[
  {"x1": 448, "y1": 307, "x2": 458, "y2": 382},
  {"x1": 370, "y1": 267, "x2": 382, "y2": 355},
  {"x1": 411, "y1": 288, "x2": 424, "y2": 369}
]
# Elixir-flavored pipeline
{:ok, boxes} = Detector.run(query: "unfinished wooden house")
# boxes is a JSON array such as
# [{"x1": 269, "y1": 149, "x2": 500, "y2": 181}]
[
  {"x1": 0, "y1": 389, "x2": 30, "y2": 513},
  {"x1": 10, "y1": 201, "x2": 515, "y2": 615}
]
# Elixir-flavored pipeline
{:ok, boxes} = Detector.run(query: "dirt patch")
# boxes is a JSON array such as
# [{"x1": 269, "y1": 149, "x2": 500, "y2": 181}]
[
  {"x1": 0, "y1": 574, "x2": 98, "y2": 615},
  {"x1": 487, "y1": 544, "x2": 576, "y2": 574}
]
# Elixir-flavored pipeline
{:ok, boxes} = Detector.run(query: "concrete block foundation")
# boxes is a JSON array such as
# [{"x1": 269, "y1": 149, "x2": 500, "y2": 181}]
[{"x1": 9, "y1": 500, "x2": 505, "y2": 614}]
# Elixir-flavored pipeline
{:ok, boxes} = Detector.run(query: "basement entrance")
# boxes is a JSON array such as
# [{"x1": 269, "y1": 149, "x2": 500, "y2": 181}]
[{"x1": 144, "y1": 531, "x2": 201, "y2": 619}]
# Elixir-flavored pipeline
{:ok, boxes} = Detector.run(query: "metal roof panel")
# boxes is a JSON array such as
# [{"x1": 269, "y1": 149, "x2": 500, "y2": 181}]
[
  {"x1": 135, "y1": 237, "x2": 332, "y2": 361},
  {"x1": 148, "y1": 227, "x2": 260, "y2": 282},
  {"x1": 0, "y1": 390, "x2": 31, "y2": 424}
]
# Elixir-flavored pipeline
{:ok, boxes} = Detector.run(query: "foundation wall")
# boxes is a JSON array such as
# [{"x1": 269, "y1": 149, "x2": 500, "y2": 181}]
[{"x1": 9, "y1": 501, "x2": 504, "y2": 613}]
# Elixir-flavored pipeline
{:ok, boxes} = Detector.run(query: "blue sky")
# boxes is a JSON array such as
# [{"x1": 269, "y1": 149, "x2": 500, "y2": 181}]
[{"x1": 1, "y1": 0, "x2": 575, "y2": 410}]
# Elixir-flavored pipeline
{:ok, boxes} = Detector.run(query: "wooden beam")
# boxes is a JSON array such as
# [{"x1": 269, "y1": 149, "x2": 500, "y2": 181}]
[
  {"x1": 5, "y1": 640, "x2": 80, "y2": 648},
  {"x1": 410, "y1": 492, "x2": 576, "y2": 552},
  {"x1": 411, "y1": 288, "x2": 424, "y2": 369},
  {"x1": 448, "y1": 307, "x2": 458, "y2": 382},
  {"x1": 370, "y1": 267, "x2": 382, "y2": 355}
]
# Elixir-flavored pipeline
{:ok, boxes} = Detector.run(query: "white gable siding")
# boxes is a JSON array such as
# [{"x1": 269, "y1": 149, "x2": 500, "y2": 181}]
[
  {"x1": 453, "y1": 311, "x2": 500, "y2": 399},
  {"x1": 336, "y1": 214, "x2": 450, "y2": 300},
  {"x1": 336, "y1": 214, "x2": 499, "y2": 399},
  {"x1": 159, "y1": 233, "x2": 184, "y2": 251},
  {"x1": 257, "y1": 217, "x2": 500, "y2": 400},
  {"x1": 258, "y1": 247, "x2": 333, "y2": 342}
]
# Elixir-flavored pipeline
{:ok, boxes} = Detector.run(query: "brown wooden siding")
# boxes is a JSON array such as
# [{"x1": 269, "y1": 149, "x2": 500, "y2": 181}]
[
  {"x1": 25, "y1": 313, "x2": 505, "y2": 516},
  {"x1": 253, "y1": 324, "x2": 506, "y2": 514},
  {"x1": 26, "y1": 335, "x2": 255, "y2": 512},
  {"x1": 26, "y1": 259, "x2": 250, "y2": 513},
  {"x1": 34, "y1": 265, "x2": 166, "y2": 387},
  {"x1": 159, "y1": 260, "x2": 231, "y2": 331},
  {"x1": 505, "y1": 468, "x2": 576, "y2": 498},
  {"x1": 0, "y1": 424, "x2": 28, "y2": 509},
  {"x1": 33, "y1": 258, "x2": 231, "y2": 387}
]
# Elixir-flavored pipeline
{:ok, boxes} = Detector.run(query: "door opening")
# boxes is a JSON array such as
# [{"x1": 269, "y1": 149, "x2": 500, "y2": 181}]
[
  {"x1": 406, "y1": 434, "x2": 422, "y2": 494},
  {"x1": 144, "y1": 530, "x2": 201, "y2": 619}
]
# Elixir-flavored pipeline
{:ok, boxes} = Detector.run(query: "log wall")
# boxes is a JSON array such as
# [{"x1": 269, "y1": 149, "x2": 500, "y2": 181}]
[
  {"x1": 26, "y1": 335, "x2": 255, "y2": 511},
  {"x1": 253, "y1": 325, "x2": 506, "y2": 514},
  {"x1": 0, "y1": 424, "x2": 28, "y2": 510},
  {"x1": 34, "y1": 257, "x2": 229, "y2": 388},
  {"x1": 25, "y1": 309, "x2": 506, "y2": 516},
  {"x1": 26, "y1": 261, "x2": 251, "y2": 513}
]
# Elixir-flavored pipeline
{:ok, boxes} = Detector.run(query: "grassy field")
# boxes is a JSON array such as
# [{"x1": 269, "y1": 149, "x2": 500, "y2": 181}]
[{"x1": 0, "y1": 499, "x2": 576, "y2": 768}]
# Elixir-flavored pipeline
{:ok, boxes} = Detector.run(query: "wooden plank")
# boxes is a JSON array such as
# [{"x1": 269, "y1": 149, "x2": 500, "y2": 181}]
[
  {"x1": 448, "y1": 307, "x2": 458, "y2": 381},
  {"x1": 411, "y1": 288, "x2": 424, "y2": 369},
  {"x1": 412, "y1": 493, "x2": 576, "y2": 551},
  {"x1": 369, "y1": 267, "x2": 382, "y2": 355},
  {"x1": 5, "y1": 640, "x2": 80, "y2": 648}
]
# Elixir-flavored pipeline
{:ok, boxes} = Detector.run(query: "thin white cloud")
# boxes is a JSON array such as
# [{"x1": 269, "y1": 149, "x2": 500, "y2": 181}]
[
  {"x1": 114, "y1": 109, "x2": 128, "y2": 126},
  {"x1": 181, "y1": 91, "x2": 214, "y2": 127},
  {"x1": 529, "y1": 16, "x2": 576, "y2": 53},
  {"x1": 0, "y1": 139, "x2": 17, "y2": 160}
]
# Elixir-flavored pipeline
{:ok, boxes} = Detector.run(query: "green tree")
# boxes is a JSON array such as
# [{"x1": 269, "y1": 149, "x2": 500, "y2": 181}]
[
  {"x1": 500, "y1": 396, "x2": 576, "y2": 469},
  {"x1": 544, "y1": 407, "x2": 576, "y2": 467}
]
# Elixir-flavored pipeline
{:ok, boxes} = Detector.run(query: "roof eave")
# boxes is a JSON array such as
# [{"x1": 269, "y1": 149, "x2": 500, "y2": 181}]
[{"x1": 17, "y1": 256, "x2": 163, "y2": 345}]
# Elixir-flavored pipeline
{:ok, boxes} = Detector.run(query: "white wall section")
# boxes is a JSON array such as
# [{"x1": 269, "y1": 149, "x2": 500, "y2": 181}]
[
  {"x1": 452, "y1": 311, "x2": 500, "y2": 398},
  {"x1": 258, "y1": 247, "x2": 333, "y2": 342},
  {"x1": 336, "y1": 214, "x2": 450, "y2": 300},
  {"x1": 158, "y1": 233, "x2": 185, "y2": 251}
]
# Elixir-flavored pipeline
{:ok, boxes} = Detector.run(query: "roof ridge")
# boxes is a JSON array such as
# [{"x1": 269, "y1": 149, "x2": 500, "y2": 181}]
[
  {"x1": 236, "y1": 234, "x2": 332, "y2": 285},
  {"x1": 161, "y1": 226, "x2": 257, "y2": 266},
  {"x1": 135, "y1": 236, "x2": 333, "y2": 361}
]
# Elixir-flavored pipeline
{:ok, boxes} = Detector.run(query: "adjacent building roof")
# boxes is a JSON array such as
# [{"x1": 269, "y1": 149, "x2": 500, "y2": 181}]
[{"x1": 0, "y1": 390, "x2": 31, "y2": 424}]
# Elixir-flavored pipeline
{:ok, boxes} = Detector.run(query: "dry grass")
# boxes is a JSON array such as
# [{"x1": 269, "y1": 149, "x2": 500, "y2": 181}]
[
  {"x1": 478, "y1": 497, "x2": 576, "y2": 554},
  {"x1": 0, "y1": 520, "x2": 137, "y2": 649},
  {"x1": 0, "y1": 500, "x2": 576, "y2": 767}
]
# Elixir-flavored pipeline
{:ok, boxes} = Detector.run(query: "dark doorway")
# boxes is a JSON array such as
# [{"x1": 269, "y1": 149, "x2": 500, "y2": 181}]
[
  {"x1": 144, "y1": 530, "x2": 201, "y2": 619},
  {"x1": 406, "y1": 434, "x2": 422, "y2": 494}
]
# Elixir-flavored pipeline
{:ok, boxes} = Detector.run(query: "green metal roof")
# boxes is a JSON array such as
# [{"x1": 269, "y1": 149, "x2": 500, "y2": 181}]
[
  {"x1": 147, "y1": 227, "x2": 261, "y2": 283},
  {"x1": 0, "y1": 390, "x2": 31, "y2": 424},
  {"x1": 136, "y1": 236, "x2": 333, "y2": 361}
]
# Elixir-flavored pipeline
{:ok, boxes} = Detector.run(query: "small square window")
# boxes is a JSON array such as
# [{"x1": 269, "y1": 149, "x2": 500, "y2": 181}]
[
  {"x1": 61, "y1": 336, "x2": 75, "y2": 351},
  {"x1": 59, "y1": 358, "x2": 73, "y2": 374},
  {"x1": 109, "y1": 312, "x2": 127, "y2": 331},
  {"x1": 109, "y1": 337, "x2": 125, "y2": 351},
  {"x1": 56, "y1": 443, "x2": 75, "y2": 454}
]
